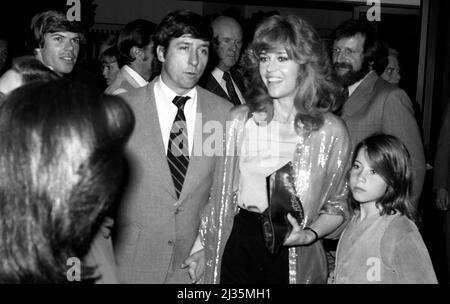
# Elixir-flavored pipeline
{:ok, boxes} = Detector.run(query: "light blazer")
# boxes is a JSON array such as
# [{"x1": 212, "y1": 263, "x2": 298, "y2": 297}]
[
  {"x1": 113, "y1": 78, "x2": 232, "y2": 283},
  {"x1": 105, "y1": 66, "x2": 143, "y2": 95},
  {"x1": 341, "y1": 71, "x2": 426, "y2": 205}
]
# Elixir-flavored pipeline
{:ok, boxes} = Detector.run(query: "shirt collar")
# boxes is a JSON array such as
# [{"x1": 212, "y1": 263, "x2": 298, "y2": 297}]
[
  {"x1": 348, "y1": 71, "x2": 373, "y2": 96},
  {"x1": 157, "y1": 75, "x2": 197, "y2": 105},
  {"x1": 124, "y1": 65, "x2": 148, "y2": 87},
  {"x1": 211, "y1": 67, "x2": 225, "y2": 83}
]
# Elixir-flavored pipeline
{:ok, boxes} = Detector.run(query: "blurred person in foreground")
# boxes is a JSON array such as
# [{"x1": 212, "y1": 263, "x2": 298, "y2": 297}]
[{"x1": 0, "y1": 79, "x2": 134, "y2": 283}]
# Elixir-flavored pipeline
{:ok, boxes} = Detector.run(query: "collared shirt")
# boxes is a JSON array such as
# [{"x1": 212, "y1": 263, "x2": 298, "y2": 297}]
[
  {"x1": 348, "y1": 71, "x2": 373, "y2": 96},
  {"x1": 112, "y1": 65, "x2": 149, "y2": 95},
  {"x1": 124, "y1": 65, "x2": 148, "y2": 87},
  {"x1": 154, "y1": 76, "x2": 197, "y2": 156},
  {"x1": 211, "y1": 67, "x2": 245, "y2": 104}
]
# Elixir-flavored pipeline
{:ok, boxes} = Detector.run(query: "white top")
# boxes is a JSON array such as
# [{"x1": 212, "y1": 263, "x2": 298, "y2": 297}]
[
  {"x1": 238, "y1": 118, "x2": 298, "y2": 213},
  {"x1": 154, "y1": 76, "x2": 197, "y2": 156},
  {"x1": 211, "y1": 67, "x2": 245, "y2": 104}
]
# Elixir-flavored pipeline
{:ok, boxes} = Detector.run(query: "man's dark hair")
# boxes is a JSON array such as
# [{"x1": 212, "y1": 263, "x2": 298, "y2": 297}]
[
  {"x1": 117, "y1": 19, "x2": 156, "y2": 66},
  {"x1": 29, "y1": 10, "x2": 84, "y2": 50},
  {"x1": 153, "y1": 10, "x2": 213, "y2": 52},
  {"x1": 331, "y1": 19, "x2": 381, "y2": 65}
]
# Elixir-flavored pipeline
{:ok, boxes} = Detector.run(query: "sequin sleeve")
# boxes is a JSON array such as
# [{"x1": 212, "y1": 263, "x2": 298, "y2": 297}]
[
  {"x1": 317, "y1": 115, "x2": 352, "y2": 239},
  {"x1": 198, "y1": 106, "x2": 249, "y2": 284}
]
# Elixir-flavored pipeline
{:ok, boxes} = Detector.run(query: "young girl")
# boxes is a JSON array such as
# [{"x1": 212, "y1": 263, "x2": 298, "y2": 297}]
[{"x1": 334, "y1": 134, "x2": 437, "y2": 284}]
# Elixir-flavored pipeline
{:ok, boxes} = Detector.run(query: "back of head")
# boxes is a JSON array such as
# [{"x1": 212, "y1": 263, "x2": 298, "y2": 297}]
[
  {"x1": 331, "y1": 19, "x2": 381, "y2": 65},
  {"x1": 0, "y1": 79, "x2": 134, "y2": 283},
  {"x1": 29, "y1": 10, "x2": 83, "y2": 51},
  {"x1": 372, "y1": 43, "x2": 390, "y2": 75},
  {"x1": 117, "y1": 19, "x2": 156, "y2": 66}
]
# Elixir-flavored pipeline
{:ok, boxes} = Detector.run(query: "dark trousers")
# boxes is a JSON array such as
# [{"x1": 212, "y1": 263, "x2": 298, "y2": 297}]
[{"x1": 220, "y1": 208, "x2": 289, "y2": 284}]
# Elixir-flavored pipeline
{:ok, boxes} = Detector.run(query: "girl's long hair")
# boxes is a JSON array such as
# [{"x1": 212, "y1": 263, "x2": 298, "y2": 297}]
[{"x1": 349, "y1": 134, "x2": 418, "y2": 222}]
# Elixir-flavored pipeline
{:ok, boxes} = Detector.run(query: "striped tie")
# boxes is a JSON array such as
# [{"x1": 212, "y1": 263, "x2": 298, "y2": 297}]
[
  {"x1": 223, "y1": 71, "x2": 240, "y2": 105},
  {"x1": 167, "y1": 95, "x2": 191, "y2": 198}
]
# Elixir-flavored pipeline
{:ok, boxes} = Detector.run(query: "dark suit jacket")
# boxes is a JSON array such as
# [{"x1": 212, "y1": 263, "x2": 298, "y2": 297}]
[
  {"x1": 113, "y1": 77, "x2": 232, "y2": 283},
  {"x1": 342, "y1": 71, "x2": 426, "y2": 205},
  {"x1": 434, "y1": 100, "x2": 450, "y2": 191},
  {"x1": 199, "y1": 68, "x2": 245, "y2": 104}
]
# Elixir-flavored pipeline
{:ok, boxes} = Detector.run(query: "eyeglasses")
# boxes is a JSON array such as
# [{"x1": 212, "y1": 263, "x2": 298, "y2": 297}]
[
  {"x1": 331, "y1": 47, "x2": 362, "y2": 59},
  {"x1": 217, "y1": 37, "x2": 243, "y2": 48},
  {"x1": 385, "y1": 67, "x2": 400, "y2": 75}
]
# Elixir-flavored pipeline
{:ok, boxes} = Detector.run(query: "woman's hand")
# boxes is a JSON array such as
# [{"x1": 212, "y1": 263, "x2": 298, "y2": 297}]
[
  {"x1": 283, "y1": 213, "x2": 317, "y2": 246},
  {"x1": 181, "y1": 249, "x2": 205, "y2": 284}
]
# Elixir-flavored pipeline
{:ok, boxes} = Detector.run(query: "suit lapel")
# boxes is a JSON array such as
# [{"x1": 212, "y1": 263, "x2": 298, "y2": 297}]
[
  {"x1": 145, "y1": 82, "x2": 178, "y2": 199},
  {"x1": 343, "y1": 71, "x2": 378, "y2": 118},
  {"x1": 177, "y1": 88, "x2": 213, "y2": 203},
  {"x1": 204, "y1": 73, "x2": 229, "y2": 100}
]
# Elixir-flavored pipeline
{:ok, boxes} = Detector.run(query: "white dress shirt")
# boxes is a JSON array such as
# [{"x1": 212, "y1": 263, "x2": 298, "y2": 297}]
[
  {"x1": 154, "y1": 76, "x2": 197, "y2": 156},
  {"x1": 112, "y1": 65, "x2": 149, "y2": 95},
  {"x1": 348, "y1": 71, "x2": 373, "y2": 96},
  {"x1": 211, "y1": 67, "x2": 245, "y2": 104}
]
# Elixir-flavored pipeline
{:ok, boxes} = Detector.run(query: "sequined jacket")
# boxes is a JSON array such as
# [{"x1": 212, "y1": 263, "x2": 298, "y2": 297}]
[{"x1": 200, "y1": 105, "x2": 352, "y2": 284}]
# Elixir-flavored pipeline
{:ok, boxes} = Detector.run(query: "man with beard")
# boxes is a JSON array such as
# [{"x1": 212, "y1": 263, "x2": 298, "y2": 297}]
[
  {"x1": 199, "y1": 15, "x2": 245, "y2": 105},
  {"x1": 331, "y1": 19, "x2": 425, "y2": 206}
]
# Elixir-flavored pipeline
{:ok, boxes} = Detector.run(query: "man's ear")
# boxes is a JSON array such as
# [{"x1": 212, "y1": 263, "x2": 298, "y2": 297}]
[
  {"x1": 156, "y1": 45, "x2": 165, "y2": 63},
  {"x1": 130, "y1": 46, "x2": 140, "y2": 60},
  {"x1": 34, "y1": 48, "x2": 42, "y2": 59}
]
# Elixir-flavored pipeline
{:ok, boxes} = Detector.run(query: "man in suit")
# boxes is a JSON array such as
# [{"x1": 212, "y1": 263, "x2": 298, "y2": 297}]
[
  {"x1": 105, "y1": 19, "x2": 156, "y2": 95},
  {"x1": 331, "y1": 19, "x2": 425, "y2": 206},
  {"x1": 199, "y1": 15, "x2": 245, "y2": 105},
  {"x1": 113, "y1": 10, "x2": 232, "y2": 283}
]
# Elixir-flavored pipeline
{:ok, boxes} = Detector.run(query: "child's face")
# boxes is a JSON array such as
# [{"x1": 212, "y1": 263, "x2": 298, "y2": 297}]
[{"x1": 349, "y1": 148, "x2": 388, "y2": 205}]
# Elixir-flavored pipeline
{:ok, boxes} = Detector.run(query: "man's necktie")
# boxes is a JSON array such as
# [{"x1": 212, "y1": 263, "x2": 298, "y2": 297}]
[
  {"x1": 167, "y1": 95, "x2": 191, "y2": 198},
  {"x1": 343, "y1": 87, "x2": 349, "y2": 101},
  {"x1": 223, "y1": 71, "x2": 241, "y2": 106}
]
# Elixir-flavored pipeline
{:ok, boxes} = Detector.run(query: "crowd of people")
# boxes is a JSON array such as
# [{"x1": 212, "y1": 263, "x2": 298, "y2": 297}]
[{"x1": 0, "y1": 7, "x2": 446, "y2": 284}]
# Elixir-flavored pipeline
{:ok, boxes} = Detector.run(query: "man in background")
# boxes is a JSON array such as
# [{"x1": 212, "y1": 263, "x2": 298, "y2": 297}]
[
  {"x1": 199, "y1": 15, "x2": 245, "y2": 105},
  {"x1": 105, "y1": 19, "x2": 156, "y2": 95}
]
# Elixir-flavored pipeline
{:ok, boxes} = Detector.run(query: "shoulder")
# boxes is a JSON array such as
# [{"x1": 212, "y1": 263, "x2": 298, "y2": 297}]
[
  {"x1": 374, "y1": 78, "x2": 411, "y2": 104},
  {"x1": 197, "y1": 85, "x2": 232, "y2": 111},
  {"x1": 387, "y1": 214, "x2": 418, "y2": 234},
  {"x1": 321, "y1": 112, "x2": 351, "y2": 138},
  {"x1": 382, "y1": 214, "x2": 418, "y2": 244},
  {"x1": 228, "y1": 104, "x2": 250, "y2": 121},
  {"x1": 118, "y1": 82, "x2": 152, "y2": 106},
  {"x1": 105, "y1": 68, "x2": 127, "y2": 94}
]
